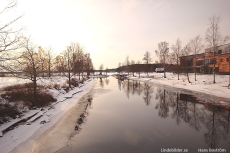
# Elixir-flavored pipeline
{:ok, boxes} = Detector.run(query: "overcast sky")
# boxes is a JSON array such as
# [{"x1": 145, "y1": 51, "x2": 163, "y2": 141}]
[{"x1": 13, "y1": 0, "x2": 230, "y2": 69}]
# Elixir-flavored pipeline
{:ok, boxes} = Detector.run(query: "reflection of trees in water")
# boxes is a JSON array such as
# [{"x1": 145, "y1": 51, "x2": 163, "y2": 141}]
[
  {"x1": 154, "y1": 87, "x2": 230, "y2": 148},
  {"x1": 105, "y1": 77, "x2": 109, "y2": 85},
  {"x1": 98, "y1": 77, "x2": 110, "y2": 88},
  {"x1": 99, "y1": 78, "x2": 104, "y2": 88},
  {"x1": 203, "y1": 106, "x2": 230, "y2": 148},
  {"x1": 155, "y1": 88, "x2": 169, "y2": 118},
  {"x1": 117, "y1": 79, "x2": 122, "y2": 90},
  {"x1": 143, "y1": 83, "x2": 153, "y2": 105},
  {"x1": 118, "y1": 79, "x2": 230, "y2": 148},
  {"x1": 119, "y1": 79, "x2": 144, "y2": 99},
  {"x1": 99, "y1": 77, "x2": 109, "y2": 88}
]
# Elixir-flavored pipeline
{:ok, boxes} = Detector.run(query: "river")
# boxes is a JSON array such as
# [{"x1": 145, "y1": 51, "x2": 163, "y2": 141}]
[{"x1": 11, "y1": 76, "x2": 230, "y2": 153}]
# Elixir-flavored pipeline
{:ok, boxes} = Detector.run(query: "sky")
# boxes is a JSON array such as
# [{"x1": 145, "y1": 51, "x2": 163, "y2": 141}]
[{"x1": 3, "y1": 0, "x2": 230, "y2": 69}]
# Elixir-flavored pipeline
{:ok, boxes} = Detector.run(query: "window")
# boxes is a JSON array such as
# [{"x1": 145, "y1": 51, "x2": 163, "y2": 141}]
[
  {"x1": 204, "y1": 58, "x2": 216, "y2": 65},
  {"x1": 220, "y1": 59, "x2": 223, "y2": 62},
  {"x1": 227, "y1": 58, "x2": 229, "y2": 62},
  {"x1": 196, "y1": 60, "x2": 203, "y2": 66},
  {"x1": 218, "y1": 50, "x2": 222, "y2": 54}
]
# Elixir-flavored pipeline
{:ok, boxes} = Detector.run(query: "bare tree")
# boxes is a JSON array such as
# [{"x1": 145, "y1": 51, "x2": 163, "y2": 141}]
[
  {"x1": 155, "y1": 41, "x2": 169, "y2": 78},
  {"x1": 54, "y1": 55, "x2": 64, "y2": 75},
  {"x1": 62, "y1": 46, "x2": 75, "y2": 88},
  {"x1": 45, "y1": 46, "x2": 54, "y2": 77},
  {"x1": 171, "y1": 38, "x2": 183, "y2": 80},
  {"x1": 99, "y1": 64, "x2": 104, "y2": 75},
  {"x1": 182, "y1": 44, "x2": 192, "y2": 83},
  {"x1": 117, "y1": 62, "x2": 122, "y2": 74},
  {"x1": 105, "y1": 67, "x2": 108, "y2": 76},
  {"x1": 189, "y1": 35, "x2": 204, "y2": 81},
  {"x1": 125, "y1": 56, "x2": 130, "y2": 75},
  {"x1": 18, "y1": 37, "x2": 43, "y2": 106},
  {"x1": 84, "y1": 53, "x2": 93, "y2": 78},
  {"x1": 70, "y1": 42, "x2": 84, "y2": 79},
  {"x1": 136, "y1": 60, "x2": 142, "y2": 78},
  {"x1": 130, "y1": 60, "x2": 135, "y2": 76},
  {"x1": 205, "y1": 15, "x2": 229, "y2": 83},
  {"x1": 37, "y1": 46, "x2": 47, "y2": 77},
  {"x1": 0, "y1": 0, "x2": 23, "y2": 70},
  {"x1": 142, "y1": 51, "x2": 152, "y2": 77}
]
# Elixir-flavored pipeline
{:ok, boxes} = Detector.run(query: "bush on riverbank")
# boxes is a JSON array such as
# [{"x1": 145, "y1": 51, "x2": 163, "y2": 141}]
[
  {"x1": 0, "y1": 103, "x2": 21, "y2": 124},
  {"x1": 0, "y1": 77, "x2": 88, "y2": 124}
]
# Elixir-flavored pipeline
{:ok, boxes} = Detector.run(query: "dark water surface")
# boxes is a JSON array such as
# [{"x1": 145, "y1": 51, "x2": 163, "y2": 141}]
[
  {"x1": 64, "y1": 77, "x2": 230, "y2": 153},
  {"x1": 15, "y1": 77, "x2": 230, "y2": 153}
]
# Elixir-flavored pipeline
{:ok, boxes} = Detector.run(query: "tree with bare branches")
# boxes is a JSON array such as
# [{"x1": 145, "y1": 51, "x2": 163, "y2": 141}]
[
  {"x1": 45, "y1": 46, "x2": 54, "y2": 77},
  {"x1": 18, "y1": 37, "x2": 43, "y2": 105},
  {"x1": 117, "y1": 62, "x2": 122, "y2": 74},
  {"x1": 189, "y1": 35, "x2": 203, "y2": 81},
  {"x1": 155, "y1": 41, "x2": 169, "y2": 78},
  {"x1": 0, "y1": 0, "x2": 23, "y2": 70},
  {"x1": 142, "y1": 51, "x2": 152, "y2": 77},
  {"x1": 136, "y1": 60, "x2": 142, "y2": 78},
  {"x1": 182, "y1": 43, "x2": 192, "y2": 83},
  {"x1": 130, "y1": 60, "x2": 135, "y2": 76},
  {"x1": 171, "y1": 38, "x2": 182, "y2": 80},
  {"x1": 125, "y1": 56, "x2": 130, "y2": 75},
  {"x1": 84, "y1": 53, "x2": 93, "y2": 77},
  {"x1": 99, "y1": 64, "x2": 104, "y2": 75},
  {"x1": 63, "y1": 49, "x2": 74, "y2": 87},
  {"x1": 205, "y1": 15, "x2": 229, "y2": 84}
]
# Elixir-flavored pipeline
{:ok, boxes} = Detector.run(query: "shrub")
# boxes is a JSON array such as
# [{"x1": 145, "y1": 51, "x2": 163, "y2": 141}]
[
  {"x1": 71, "y1": 78, "x2": 79, "y2": 87},
  {"x1": 0, "y1": 103, "x2": 21, "y2": 124},
  {"x1": 61, "y1": 84, "x2": 70, "y2": 93},
  {"x1": 66, "y1": 78, "x2": 79, "y2": 87},
  {"x1": 1, "y1": 89, "x2": 56, "y2": 108},
  {"x1": 1, "y1": 82, "x2": 57, "y2": 108},
  {"x1": 53, "y1": 83, "x2": 61, "y2": 90},
  {"x1": 2, "y1": 83, "x2": 42, "y2": 92}
]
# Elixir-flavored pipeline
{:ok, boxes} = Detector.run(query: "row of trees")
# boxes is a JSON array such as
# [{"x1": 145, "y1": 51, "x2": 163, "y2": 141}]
[
  {"x1": 117, "y1": 15, "x2": 229, "y2": 85},
  {"x1": 0, "y1": 1, "x2": 94, "y2": 104},
  {"x1": 55, "y1": 42, "x2": 94, "y2": 87},
  {"x1": 155, "y1": 15, "x2": 229, "y2": 84}
]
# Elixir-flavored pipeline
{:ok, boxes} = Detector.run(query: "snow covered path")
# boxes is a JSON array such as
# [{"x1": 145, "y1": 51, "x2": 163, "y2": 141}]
[{"x1": 0, "y1": 79, "x2": 95, "y2": 153}]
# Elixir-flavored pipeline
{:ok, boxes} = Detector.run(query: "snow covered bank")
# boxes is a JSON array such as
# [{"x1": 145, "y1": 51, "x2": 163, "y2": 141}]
[
  {"x1": 128, "y1": 72, "x2": 230, "y2": 101},
  {"x1": 0, "y1": 78, "x2": 95, "y2": 153}
]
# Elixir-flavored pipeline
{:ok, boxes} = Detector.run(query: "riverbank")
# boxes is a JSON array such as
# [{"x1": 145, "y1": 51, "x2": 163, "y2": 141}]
[
  {"x1": 0, "y1": 78, "x2": 95, "y2": 153},
  {"x1": 128, "y1": 72, "x2": 230, "y2": 102}
]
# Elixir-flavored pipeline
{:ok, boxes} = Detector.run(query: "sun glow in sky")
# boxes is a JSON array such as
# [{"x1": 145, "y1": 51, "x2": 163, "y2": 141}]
[{"x1": 10, "y1": 0, "x2": 230, "y2": 69}]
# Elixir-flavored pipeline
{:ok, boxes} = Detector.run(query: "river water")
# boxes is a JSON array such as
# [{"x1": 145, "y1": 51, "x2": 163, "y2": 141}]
[{"x1": 12, "y1": 76, "x2": 230, "y2": 153}]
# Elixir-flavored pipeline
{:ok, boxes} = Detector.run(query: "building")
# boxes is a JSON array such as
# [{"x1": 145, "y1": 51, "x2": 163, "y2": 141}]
[{"x1": 180, "y1": 43, "x2": 230, "y2": 74}]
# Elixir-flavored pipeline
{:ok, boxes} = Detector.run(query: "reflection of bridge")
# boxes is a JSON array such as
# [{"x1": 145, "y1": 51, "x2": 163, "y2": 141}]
[{"x1": 179, "y1": 94, "x2": 198, "y2": 103}]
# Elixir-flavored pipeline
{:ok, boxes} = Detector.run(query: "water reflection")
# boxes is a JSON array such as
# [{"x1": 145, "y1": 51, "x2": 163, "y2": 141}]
[
  {"x1": 97, "y1": 77, "x2": 110, "y2": 88},
  {"x1": 119, "y1": 79, "x2": 230, "y2": 149},
  {"x1": 143, "y1": 83, "x2": 153, "y2": 106},
  {"x1": 118, "y1": 79, "x2": 145, "y2": 99}
]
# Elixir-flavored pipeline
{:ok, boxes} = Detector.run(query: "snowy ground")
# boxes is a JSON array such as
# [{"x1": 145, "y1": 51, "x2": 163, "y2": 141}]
[
  {"x1": 128, "y1": 72, "x2": 230, "y2": 100},
  {"x1": 0, "y1": 77, "x2": 95, "y2": 153}
]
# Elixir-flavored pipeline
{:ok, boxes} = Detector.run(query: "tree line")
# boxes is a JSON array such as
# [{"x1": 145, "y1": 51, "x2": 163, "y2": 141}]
[
  {"x1": 117, "y1": 15, "x2": 229, "y2": 85},
  {"x1": 0, "y1": 1, "x2": 94, "y2": 103}
]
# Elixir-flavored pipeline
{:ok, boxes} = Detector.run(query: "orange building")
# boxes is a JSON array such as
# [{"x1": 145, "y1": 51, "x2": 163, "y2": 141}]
[{"x1": 180, "y1": 44, "x2": 230, "y2": 74}]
